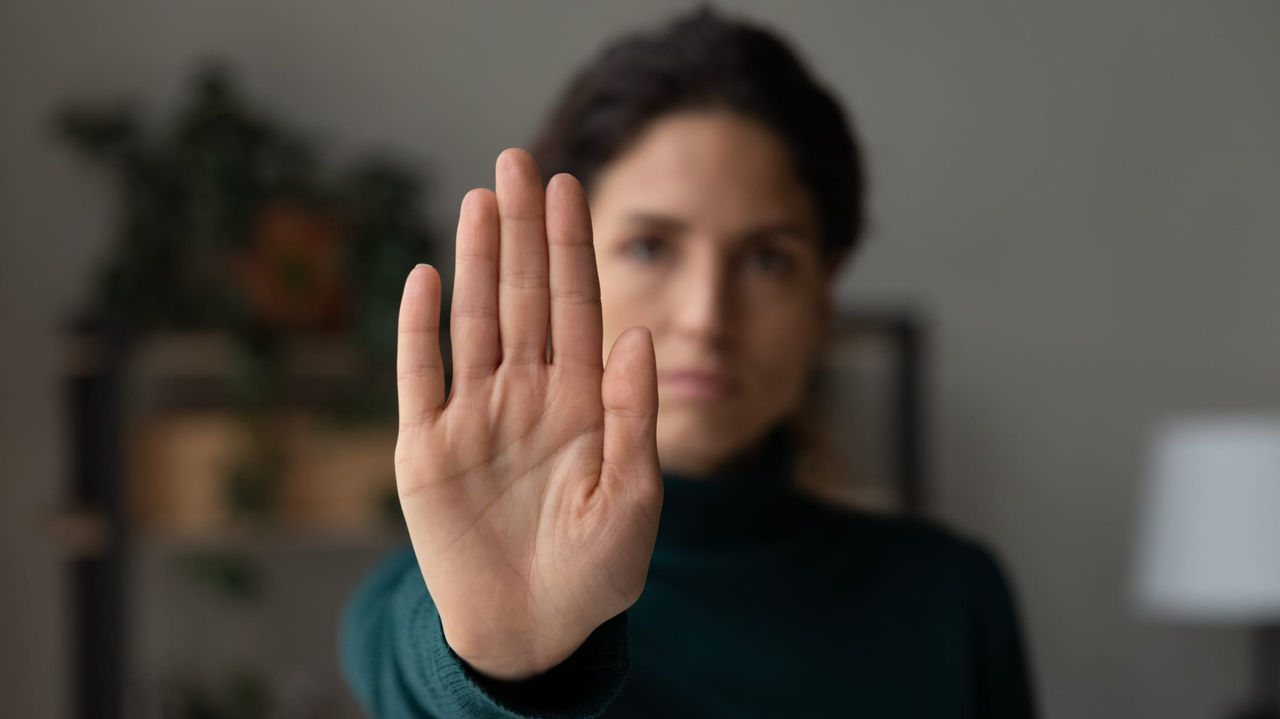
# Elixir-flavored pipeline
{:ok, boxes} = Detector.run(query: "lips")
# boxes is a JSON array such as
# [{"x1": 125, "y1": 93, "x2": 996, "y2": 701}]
[{"x1": 658, "y1": 368, "x2": 738, "y2": 400}]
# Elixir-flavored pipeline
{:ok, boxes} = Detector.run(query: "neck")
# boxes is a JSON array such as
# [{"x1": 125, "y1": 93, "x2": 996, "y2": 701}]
[{"x1": 653, "y1": 422, "x2": 811, "y2": 553}]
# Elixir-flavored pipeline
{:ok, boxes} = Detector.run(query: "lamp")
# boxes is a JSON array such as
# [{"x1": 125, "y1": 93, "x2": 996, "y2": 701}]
[{"x1": 1132, "y1": 413, "x2": 1280, "y2": 719}]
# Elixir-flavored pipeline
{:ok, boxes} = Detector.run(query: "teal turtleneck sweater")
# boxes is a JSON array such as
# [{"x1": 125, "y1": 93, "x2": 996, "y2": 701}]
[{"x1": 338, "y1": 424, "x2": 1037, "y2": 718}]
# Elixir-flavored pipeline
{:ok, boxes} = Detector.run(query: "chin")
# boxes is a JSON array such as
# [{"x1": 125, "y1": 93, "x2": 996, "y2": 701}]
[{"x1": 655, "y1": 404, "x2": 764, "y2": 478}]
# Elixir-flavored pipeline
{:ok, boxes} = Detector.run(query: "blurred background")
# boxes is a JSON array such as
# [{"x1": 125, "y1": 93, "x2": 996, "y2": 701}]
[{"x1": 2, "y1": 2, "x2": 1279, "y2": 718}]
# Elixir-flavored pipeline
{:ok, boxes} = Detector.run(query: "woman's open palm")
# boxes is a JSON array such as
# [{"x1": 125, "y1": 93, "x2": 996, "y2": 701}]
[{"x1": 393, "y1": 148, "x2": 663, "y2": 681}]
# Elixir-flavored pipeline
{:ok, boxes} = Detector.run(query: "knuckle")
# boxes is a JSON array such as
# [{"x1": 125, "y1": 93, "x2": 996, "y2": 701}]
[
  {"x1": 550, "y1": 287, "x2": 600, "y2": 305},
  {"x1": 457, "y1": 249, "x2": 497, "y2": 263},
  {"x1": 551, "y1": 354, "x2": 602, "y2": 371},
  {"x1": 452, "y1": 304, "x2": 497, "y2": 320},
  {"x1": 396, "y1": 364, "x2": 439, "y2": 383},
  {"x1": 502, "y1": 338, "x2": 549, "y2": 361},
  {"x1": 499, "y1": 270, "x2": 548, "y2": 290},
  {"x1": 604, "y1": 404, "x2": 649, "y2": 421},
  {"x1": 498, "y1": 204, "x2": 546, "y2": 222},
  {"x1": 452, "y1": 365, "x2": 496, "y2": 382}
]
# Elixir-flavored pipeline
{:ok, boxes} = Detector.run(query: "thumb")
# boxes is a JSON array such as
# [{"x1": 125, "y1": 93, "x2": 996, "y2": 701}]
[{"x1": 600, "y1": 326, "x2": 661, "y2": 501}]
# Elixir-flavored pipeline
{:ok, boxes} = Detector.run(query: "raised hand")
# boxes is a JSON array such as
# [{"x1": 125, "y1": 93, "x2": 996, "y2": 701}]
[{"x1": 393, "y1": 148, "x2": 663, "y2": 681}]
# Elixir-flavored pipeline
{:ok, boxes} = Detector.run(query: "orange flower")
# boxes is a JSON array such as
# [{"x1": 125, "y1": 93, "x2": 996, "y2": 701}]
[{"x1": 235, "y1": 200, "x2": 348, "y2": 330}]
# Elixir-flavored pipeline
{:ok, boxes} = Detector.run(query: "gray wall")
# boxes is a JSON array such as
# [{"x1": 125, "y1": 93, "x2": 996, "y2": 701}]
[{"x1": 3, "y1": 2, "x2": 1278, "y2": 717}]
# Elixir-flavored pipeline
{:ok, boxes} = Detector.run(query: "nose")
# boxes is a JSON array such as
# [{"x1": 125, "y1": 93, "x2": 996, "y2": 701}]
[{"x1": 671, "y1": 248, "x2": 734, "y2": 345}]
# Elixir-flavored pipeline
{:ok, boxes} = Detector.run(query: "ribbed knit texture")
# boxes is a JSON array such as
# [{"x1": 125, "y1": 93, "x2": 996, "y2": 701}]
[{"x1": 338, "y1": 423, "x2": 1038, "y2": 718}]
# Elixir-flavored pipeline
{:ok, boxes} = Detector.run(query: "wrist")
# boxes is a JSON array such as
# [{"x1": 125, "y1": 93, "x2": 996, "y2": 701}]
[
  {"x1": 444, "y1": 612, "x2": 632, "y2": 716},
  {"x1": 443, "y1": 624, "x2": 584, "y2": 682}
]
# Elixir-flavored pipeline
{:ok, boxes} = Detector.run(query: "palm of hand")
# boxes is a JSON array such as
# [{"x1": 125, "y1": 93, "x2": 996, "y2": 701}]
[{"x1": 392, "y1": 148, "x2": 663, "y2": 681}]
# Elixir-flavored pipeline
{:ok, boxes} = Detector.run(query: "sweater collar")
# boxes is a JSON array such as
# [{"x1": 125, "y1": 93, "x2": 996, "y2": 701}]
[{"x1": 653, "y1": 422, "x2": 811, "y2": 554}]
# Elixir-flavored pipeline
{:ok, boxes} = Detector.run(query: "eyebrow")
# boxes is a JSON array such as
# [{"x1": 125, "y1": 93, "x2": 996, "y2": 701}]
[{"x1": 623, "y1": 212, "x2": 812, "y2": 243}]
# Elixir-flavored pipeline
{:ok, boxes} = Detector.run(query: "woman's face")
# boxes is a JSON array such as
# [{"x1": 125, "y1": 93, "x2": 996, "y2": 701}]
[{"x1": 588, "y1": 109, "x2": 832, "y2": 477}]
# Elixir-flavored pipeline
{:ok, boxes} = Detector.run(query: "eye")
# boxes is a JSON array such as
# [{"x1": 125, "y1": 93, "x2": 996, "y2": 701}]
[
  {"x1": 743, "y1": 245, "x2": 794, "y2": 275},
  {"x1": 623, "y1": 235, "x2": 668, "y2": 262}
]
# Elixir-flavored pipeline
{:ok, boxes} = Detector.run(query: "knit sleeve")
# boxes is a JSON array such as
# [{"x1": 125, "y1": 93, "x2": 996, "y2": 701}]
[
  {"x1": 962, "y1": 542, "x2": 1039, "y2": 719},
  {"x1": 338, "y1": 544, "x2": 631, "y2": 719}
]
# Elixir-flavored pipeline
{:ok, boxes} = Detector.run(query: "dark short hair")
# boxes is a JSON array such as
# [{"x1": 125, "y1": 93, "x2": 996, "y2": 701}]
[{"x1": 529, "y1": 3, "x2": 868, "y2": 269}]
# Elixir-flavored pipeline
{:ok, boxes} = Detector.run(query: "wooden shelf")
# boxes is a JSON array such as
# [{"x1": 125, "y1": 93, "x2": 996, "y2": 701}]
[
  {"x1": 49, "y1": 508, "x2": 408, "y2": 558},
  {"x1": 134, "y1": 522, "x2": 408, "y2": 553},
  {"x1": 61, "y1": 330, "x2": 368, "y2": 379}
]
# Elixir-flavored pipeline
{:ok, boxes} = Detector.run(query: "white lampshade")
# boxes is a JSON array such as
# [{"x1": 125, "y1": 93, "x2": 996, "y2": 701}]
[{"x1": 1132, "y1": 412, "x2": 1280, "y2": 622}]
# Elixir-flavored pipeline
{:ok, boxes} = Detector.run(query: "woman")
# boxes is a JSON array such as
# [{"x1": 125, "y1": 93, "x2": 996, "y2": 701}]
[{"x1": 339, "y1": 6, "x2": 1036, "y2": 718}]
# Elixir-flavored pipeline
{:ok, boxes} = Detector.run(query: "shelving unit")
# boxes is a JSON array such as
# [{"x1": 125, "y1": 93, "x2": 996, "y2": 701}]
[{"x1": 56, "y1": 330, "x2": 409, "y2": 719}]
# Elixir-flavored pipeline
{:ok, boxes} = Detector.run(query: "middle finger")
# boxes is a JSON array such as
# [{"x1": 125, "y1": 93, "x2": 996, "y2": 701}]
[{"x1": 495, "y1": 148, "x2": 550, "y2": 366}]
